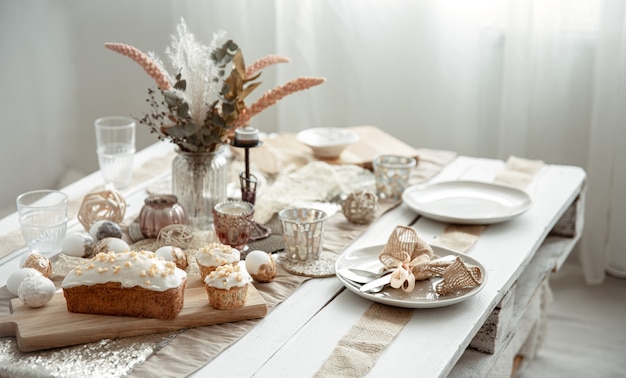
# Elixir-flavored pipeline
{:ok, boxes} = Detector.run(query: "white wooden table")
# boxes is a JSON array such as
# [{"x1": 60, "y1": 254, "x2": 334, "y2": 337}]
[{"x1": 0, "y1": 142, "x2": 586, "y2": 377}]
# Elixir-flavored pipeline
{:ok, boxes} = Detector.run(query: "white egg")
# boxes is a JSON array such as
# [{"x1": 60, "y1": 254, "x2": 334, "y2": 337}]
[
  {"x1": 94, "y1": 237, "x2": 130, "y2": 254},
  {"x1": 155, "y1": 245, "x2": 176, "y2": 260},
  {"x1": 17, "y1": 275, "x2": 56, "y2": 308},
  {"x1": 7, "y1": 268, "x2": 42, "y2": 296},
  {"x1": 245, "y1": 250, "x2": 277, "y2": 282},
  {"x1": 61, "y1": 232, "x2": 95, "y2": 257}
]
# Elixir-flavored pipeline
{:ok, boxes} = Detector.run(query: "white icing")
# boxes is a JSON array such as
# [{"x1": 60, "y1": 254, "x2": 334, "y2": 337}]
[
  {"x1": 204, "y1": 263, "x2": 251, "y2": 289},
  {"x1": 62, "y1": 250, "x2": 187, "y2": 292},
  {"x1": 196, "y1": 243, "x2": 240, "y2": 267}
]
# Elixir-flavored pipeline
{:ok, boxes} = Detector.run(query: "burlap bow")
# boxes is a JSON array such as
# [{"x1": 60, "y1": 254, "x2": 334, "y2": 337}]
[{"x1": 379, "y1": 226, "x2": 483, "y2": 296}]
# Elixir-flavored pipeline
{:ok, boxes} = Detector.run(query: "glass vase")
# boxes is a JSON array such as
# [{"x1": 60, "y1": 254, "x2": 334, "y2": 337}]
[{"x1": 172, "y1": 146, "x2": 228, "y2": 231}]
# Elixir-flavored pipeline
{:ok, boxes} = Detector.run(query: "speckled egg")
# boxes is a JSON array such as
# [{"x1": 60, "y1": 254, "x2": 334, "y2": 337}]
[
  {"x1": 92, "y1": 237, "x2": 130, "y2": 255},
  {"x1": 245, "y1": 250, "x2": 277, "y2": 283},
  {"x1": 7, "y1": 268, "x2": 43, "y2": 296},
  {"x1": 155, "y1": 245, "x2": 188, "y2": 270},
  {"x1": 89, "y1": 220, "x2": 123, "y2": 241},
  {"x1": 20, "y1": 252, "x2": 52, "y2": 278},
  {"x1": 18, "y1": 275, "x2": 56, "y2": 308},
  {"x1": 61, "y1": 232, "x2": 96, "y2": 257}
]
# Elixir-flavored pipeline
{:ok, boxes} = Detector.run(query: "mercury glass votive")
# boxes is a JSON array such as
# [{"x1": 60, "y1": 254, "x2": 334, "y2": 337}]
[
  {"x1": 279, "y1": 208, "x2": 328, "y2": 262},
  {"x1": 372, "y1": 154, "x2": 416, "y2": 200},
  {"x1": 138, "y1": 194, "x2": 187, "y2": 238}
]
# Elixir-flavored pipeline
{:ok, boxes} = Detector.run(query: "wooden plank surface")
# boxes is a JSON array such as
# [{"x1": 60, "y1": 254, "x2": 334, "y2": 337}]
[
  {"x1": 323, "y1": 125, "x2": 420, "y2": 169},
  {"x1": 0, "y1": 280, "x2": 267, "y2": 352},
  {"x1": 233, "y1": 125, "x2": 420, "y2": 174},
  {"x1": 231, "y1": 158, "x2": 585, "y2": 378}
]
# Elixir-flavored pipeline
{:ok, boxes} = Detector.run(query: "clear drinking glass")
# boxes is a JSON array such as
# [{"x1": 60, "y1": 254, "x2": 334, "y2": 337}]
[
  {"x1": 94, "y1": 116, "x2": 136, "y2": 189},
  {"x1": 16, "y1": 189, "x2": 68, "y2": 256}
]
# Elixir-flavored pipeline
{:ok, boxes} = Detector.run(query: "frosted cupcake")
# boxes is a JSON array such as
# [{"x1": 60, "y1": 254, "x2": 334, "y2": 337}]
[
  {"x1": 196, "y1": 242, "x2": 240, "y2": 281},
  {"x1": 204, "y1": 263, "x2": 251, "y2": 310}
]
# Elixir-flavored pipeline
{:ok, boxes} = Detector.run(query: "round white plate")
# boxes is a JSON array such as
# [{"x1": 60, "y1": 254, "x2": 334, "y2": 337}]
[
  {"x1": 402, "y1": 181, "x2": 532, "y2": 225},
  {"x1": 335, "y1": 244, "x2": 487, "y2": 308}
]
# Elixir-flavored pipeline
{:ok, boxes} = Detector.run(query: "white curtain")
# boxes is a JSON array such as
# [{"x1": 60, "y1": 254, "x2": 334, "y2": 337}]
[
  {"x1": 1, "y1": 0, "x2": 624, "y2": 283},
  {"x1": 270, "y1": 0, "x2": 626, "y2": 284}
]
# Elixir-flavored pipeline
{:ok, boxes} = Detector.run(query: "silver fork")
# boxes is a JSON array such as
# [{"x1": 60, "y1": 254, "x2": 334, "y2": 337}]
[
  {"x1": 336, "y1": 268, "x2": 390, "y2": 284},
  {"x1": 341, "y1": 276, "x2": 386, "y2": 293}
]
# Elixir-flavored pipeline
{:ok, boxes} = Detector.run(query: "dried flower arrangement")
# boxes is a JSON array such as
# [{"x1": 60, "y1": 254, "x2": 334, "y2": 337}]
[{"x1": 105, "y1": 19, "x2": 326, "y2": 153}]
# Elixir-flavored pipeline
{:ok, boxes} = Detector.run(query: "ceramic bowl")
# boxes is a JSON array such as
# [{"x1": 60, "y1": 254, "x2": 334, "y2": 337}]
[{"x1": 296, "y1": 127, "x2": 359, "y2": 159}]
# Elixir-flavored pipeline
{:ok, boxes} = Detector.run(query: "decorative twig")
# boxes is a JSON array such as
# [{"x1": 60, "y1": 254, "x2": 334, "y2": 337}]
[
  {"x1": 245, "y1": 55, "x2": 291, "y2": 78},
  {"x1": 234, "y1": 77, "x2": 326, "y2": 127},
  {"x1": 104, "y1": 42, "x2": 171, "y2": 91}
]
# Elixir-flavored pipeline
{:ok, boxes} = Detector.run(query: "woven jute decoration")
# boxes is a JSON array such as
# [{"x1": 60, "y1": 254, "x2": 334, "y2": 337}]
[
  {"x1": 435, "y1": 256, "x2": 483, "y2": 295},
  {"x1": 156, "y1": 224, "x2": 195, "y2": 249},
  {"x1": 77, "y1": 190, "x2": 126, "y2": 231},
  {"x1": 379, "y1": 225, "x2": 483, "y2": 296},
  {"x1": 341, "y1": 190, "x2": 379, "y2": 224},
  {"x1": 379, "y1": 225, "x2": 433, "y2": 268}
]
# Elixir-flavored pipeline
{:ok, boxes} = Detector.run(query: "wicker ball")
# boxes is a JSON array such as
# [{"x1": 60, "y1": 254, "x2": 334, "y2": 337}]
[
  {"x1": 157, "y1": 224, "x2": 195, "y2": 249},
  {"x1": 341, "y1": 190, "x2": 379, "y2": 224},
  {"x1": 77, "y1": 190, "x2": 126, "y2": 231}
]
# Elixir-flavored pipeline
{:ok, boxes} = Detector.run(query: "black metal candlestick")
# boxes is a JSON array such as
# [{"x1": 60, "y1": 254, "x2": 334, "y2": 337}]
[{"x1": 232, "y1": 127, "x2": 271, "y2": 241}]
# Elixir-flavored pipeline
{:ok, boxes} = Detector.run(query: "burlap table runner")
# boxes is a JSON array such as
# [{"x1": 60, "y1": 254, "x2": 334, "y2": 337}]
[
  {"x1": 0, "y1": 132, "x2": 457, "y2": 377},
  {"x1": 316, "y1": 156, "x2": 544, "y2": 377},
  {"x1": 132, "y1": 147, "x2": 457, "y2": 377}
]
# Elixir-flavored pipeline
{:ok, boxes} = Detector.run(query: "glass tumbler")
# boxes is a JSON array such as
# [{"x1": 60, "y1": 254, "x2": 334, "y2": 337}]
[
  {"x1": 16, "y1": 189, "x2": 68, "y2": 255},
  {"x1": 94, "y1": 116, "x2": 136, "y2": 190}
]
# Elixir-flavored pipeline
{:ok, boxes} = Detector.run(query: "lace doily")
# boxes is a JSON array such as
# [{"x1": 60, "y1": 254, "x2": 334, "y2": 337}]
[{"x1": 254, "y1": 161, "x2": 374, "y2": 224}]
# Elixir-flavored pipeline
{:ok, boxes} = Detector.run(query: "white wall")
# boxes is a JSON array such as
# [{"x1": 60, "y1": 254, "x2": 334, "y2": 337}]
[{"x1": 0, "y1": 1, "x2": 279, "y2": 216}]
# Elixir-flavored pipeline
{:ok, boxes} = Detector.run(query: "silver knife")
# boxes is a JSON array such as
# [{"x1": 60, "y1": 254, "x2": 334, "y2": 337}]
[{"x1": 359, "y1": 274, "x2": 393, "y2": 292}]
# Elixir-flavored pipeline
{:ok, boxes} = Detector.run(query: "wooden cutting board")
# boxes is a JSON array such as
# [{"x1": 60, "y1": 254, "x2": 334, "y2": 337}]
[
  {"x1": 322, "y1": 125, "x2": 420, "y2": 170},
  {"x1": 0, "y1": 280, "x2": 268, "y2": 352}
]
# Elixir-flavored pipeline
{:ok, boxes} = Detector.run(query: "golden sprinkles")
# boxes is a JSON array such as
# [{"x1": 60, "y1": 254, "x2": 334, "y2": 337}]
[
  {"x1": 204, "y1": 263, "x2": 250, "y2": 290},
  {"x1": 199, "y1": 242, "x2": 237, "y2": 265},
  {"x1": 69, "y1": 250, "x2": 179, "y2": 280}
]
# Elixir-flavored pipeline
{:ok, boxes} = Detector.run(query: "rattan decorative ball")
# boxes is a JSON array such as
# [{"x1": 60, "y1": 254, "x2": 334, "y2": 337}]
[
  {"x1": 157, "y1": 224, "x2": 195, "y2": 249},
  {"x1": 77, "y1": 190, "x2": 126, "y2": 231},
  {"x1": 341, "y1": 190, "x2": 379, "y2": 224}
]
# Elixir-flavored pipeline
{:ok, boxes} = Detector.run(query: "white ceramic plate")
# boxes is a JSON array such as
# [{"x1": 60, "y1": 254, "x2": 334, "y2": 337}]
[
  {"x1": 296, "y1": 127, "x2": 359, "y2": 158},
  {"x1": 335, "y1": 244, "x2": 487, "y2": 308},
  {"x1": 402, "y1": 181, "x2": 532, "y2": 225}
]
